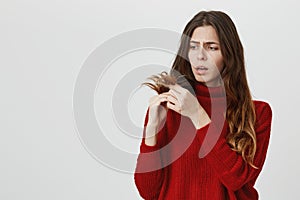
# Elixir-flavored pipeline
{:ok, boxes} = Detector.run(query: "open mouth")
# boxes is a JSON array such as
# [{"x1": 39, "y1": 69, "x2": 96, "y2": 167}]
[
  {"x1": 194, "y1": 66, "x2": 208, "y2": 74},
  {"x1": 196, "y1": 66, "x2": 208, "y2": 70}
]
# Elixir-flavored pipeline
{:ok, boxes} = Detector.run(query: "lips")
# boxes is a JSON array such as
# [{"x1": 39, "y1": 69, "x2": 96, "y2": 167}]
[
  {"x1": 194, "y1": 65, "x2": 208, "y2": 75},
  {"x1": 196, "y1": 66, "x2": 208, "y2": 70}
]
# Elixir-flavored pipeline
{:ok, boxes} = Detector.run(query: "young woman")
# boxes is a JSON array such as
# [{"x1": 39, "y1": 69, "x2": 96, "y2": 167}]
[{"x1": 134, "y1": 10, "x2": 272, "y2": 200}]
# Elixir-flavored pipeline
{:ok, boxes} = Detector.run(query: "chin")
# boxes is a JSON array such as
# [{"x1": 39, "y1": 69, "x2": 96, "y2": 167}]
[{"x1": 194, "y1": 75, "x2": 206, "y2": 83}]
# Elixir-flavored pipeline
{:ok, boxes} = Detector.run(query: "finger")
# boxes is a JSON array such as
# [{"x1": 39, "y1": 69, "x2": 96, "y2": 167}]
[
  {"x1": 168, "y1": 84, "x2": 184, "y2": 94},
  {"x1": 155, "y1": 95, "x2": 168, "y2": 105},
  {"x1": 159, "y1": 93, "x2": 170, "y2": 98},
  {"x1": 149, "y1": 95, "x2": 168, "y2": 106},
  {"x1": 166, "y1": 101, "x2": 181, "y2": 114},
  {"x1": 165, "y1": 91, "x2": 177, "y2": 100},
  {"x1": 168, "y1": 90, "x2": 182, "y2": 106},
  {"x1": 165, "y1": 94, "x2": 179, "y2": 106},
  {"x1": 169, "y1": 87, "x2": 181, "y2": 95},
  {"x1": 168, "y1": 89, "x2": 179, "y2": 98}
]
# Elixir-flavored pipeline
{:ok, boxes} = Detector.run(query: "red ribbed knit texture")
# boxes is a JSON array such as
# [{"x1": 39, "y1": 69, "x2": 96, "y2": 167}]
[{"x1": 134, "y1": 83, "x2": 272, "y2": 200}]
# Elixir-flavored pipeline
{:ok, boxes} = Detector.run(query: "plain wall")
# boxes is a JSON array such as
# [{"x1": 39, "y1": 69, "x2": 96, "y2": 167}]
[{"x1": 1, "y1": 0, "x2": 299, "y2": 199}]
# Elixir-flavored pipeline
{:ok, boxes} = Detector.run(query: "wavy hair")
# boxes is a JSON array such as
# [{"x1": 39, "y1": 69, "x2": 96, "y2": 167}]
[{"x1": 144, "y1": 11, "x2": 257, "y2": 168}]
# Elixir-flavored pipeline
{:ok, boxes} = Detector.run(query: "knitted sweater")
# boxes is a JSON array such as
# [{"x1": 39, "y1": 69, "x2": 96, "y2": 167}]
[{"x1": 134, "y1": 83, "x2": 272, "y2": 200}]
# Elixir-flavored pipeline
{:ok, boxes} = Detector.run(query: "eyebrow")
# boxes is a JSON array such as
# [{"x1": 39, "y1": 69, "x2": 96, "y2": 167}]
[{"x1": 190, "y1": 40, "x2": 219, "y2": 45}]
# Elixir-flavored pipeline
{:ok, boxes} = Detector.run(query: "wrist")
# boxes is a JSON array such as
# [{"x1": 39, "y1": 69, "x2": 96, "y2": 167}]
[
  {"x1": 190, "y1": 108, "x2": 211, "y2": 129},
  {"x1": 145, "y1": 125, "x2": 158, "y2": 146}
]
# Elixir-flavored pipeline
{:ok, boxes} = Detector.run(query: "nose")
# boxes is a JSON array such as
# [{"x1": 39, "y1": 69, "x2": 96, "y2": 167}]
[{"x1": 197, "y1": 47, "x2": 207, "y2": 61}]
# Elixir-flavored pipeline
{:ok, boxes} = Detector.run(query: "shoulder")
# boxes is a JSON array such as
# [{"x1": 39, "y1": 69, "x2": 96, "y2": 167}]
[
  {"x1": 253, "y1": 100, "x2": 273, "y2": 128},
  {"x1": 253, "y1": 100, "x2": 272, "y2": 117}
]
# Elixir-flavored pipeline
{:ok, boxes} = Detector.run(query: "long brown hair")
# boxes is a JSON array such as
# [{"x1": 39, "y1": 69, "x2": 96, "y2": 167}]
[{"x1": 163, "y1": 11, "x2": 257, "y2": 168}]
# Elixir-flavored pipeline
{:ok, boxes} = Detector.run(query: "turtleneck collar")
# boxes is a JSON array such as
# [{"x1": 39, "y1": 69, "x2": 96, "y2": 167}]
[{"x1": 193, "y1": 82, "x2": 226, "y2": 98}]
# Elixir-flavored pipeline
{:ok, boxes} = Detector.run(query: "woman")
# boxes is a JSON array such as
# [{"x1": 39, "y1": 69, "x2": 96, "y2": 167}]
[{"x1": 134, "y1": 10, "x2": 272, "y2": 200}]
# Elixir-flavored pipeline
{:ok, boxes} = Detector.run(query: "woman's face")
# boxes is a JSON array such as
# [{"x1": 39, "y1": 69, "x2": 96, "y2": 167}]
[{"x1": 188, "y1": 26, "x2": 224, "y2": 87}]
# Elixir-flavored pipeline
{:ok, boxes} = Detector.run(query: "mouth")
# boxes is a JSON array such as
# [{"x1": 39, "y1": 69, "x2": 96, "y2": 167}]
[{"x1": 194, "y1": 66, "x2": 208, "y2": 74}]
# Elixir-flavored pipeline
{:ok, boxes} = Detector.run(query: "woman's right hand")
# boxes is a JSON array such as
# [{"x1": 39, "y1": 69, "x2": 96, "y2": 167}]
[{"x1": 145, "y1": 93, "x2": 169, "y2": 146}]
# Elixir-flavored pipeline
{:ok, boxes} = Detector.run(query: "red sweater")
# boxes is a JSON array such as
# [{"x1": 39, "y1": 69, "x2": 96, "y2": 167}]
[{"x1": 134, "y1": 83, "x2": 272, "y2": 200}]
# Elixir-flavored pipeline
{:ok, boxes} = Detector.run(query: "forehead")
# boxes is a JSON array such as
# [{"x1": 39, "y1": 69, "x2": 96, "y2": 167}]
[{"x1": 190, "y1": 26, "x2": 219, "y2": 43}]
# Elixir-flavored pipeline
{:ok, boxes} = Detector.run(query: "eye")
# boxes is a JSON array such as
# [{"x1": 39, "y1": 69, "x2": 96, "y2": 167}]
[
  {"x1": 189, "y1": 44, "x2": 199, "y2": 50},
  {"x1": 208, "y1": 46, "x2": 219, "y2": 51}
]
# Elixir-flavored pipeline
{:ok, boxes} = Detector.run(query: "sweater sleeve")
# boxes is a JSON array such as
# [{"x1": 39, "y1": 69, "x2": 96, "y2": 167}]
[
  {"x1": 197, "y1": 101, "x2": 272, "y2": 191},
  {"x1": 134, "y1": 108, "x2": 166, "y2": 200}
]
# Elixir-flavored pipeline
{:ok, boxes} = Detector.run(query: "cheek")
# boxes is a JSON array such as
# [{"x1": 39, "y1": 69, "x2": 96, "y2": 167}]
[
  {"x1": 188, "y1": 51, "x2": 198, "y2": 66},
  {"x1": 213, "y1": 54, "x2": 224, "y2": 71}
]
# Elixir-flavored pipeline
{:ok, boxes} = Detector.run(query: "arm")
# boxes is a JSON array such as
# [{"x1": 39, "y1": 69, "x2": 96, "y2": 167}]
[
  {"x1": 134, "y1": 109, "x2": 166, "y2": 199},
  {"x1": 198, "y1": 102, "x2": 272, "y2": 191}
]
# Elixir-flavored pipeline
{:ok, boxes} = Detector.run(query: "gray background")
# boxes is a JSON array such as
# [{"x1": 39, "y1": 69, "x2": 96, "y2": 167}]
[{"x1": 1, "y1": 0, "x2": 299, "y2": 199}]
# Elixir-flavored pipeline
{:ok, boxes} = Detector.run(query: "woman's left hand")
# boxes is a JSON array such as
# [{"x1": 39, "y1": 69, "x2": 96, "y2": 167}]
[{"x1": 165, "y1": 84, "x2": 211, "y2": 129}]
